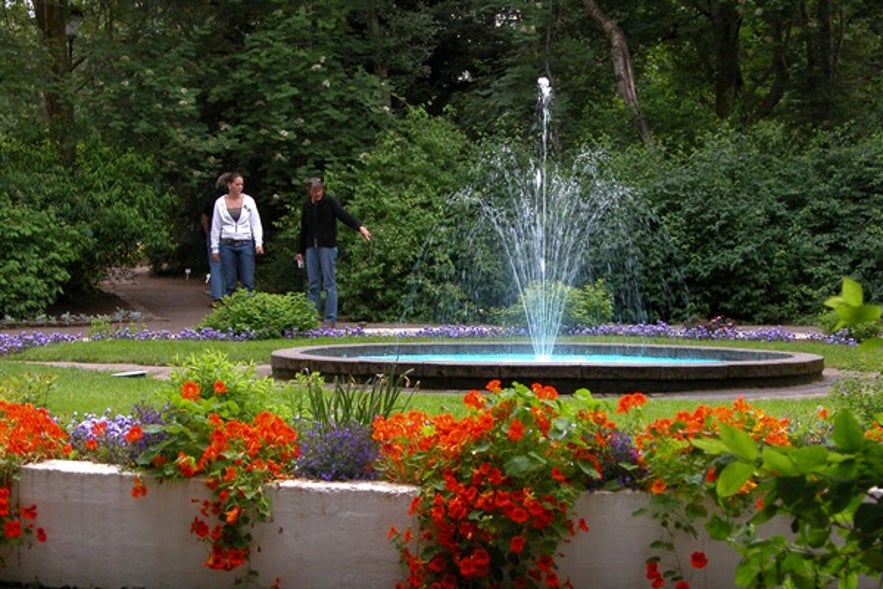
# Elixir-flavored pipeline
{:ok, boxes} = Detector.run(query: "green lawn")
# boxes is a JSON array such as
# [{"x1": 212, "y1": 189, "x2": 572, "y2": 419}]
[{"x1": 3, "y1": 333, "x2": 877, "y2": 425}]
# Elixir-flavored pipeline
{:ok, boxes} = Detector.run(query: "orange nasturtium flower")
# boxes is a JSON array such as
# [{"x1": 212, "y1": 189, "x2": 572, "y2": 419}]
[
  {"x1": 485, "y1": 380, "x2": 503, "y2": 393},
  {"x1": 507, "y1": 418, "x2": 525, "y2": 441},
  {"x1": 213, "y1": 380, "x2": 228, "y2": 394},
  {"x1": 181, "y1": 380, "x2": 201, "y2": 401},
  {"x1": 130, "y1": 476, "x2": 148, "y2": 499},
  {"x1": 650, "y1": 479, "x2": 667, "y2": 494},
  {"x1": 124, "y1": 425, "x2": 144, "y2": 444},
  {"x1": 616, "y1": 392, "x2": 648, "y2": 414}
]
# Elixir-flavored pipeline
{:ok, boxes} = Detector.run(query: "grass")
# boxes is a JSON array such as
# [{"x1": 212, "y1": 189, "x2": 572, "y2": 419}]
[{"x1": 3, "y1": 331, "x2": 878, "y2": 425}]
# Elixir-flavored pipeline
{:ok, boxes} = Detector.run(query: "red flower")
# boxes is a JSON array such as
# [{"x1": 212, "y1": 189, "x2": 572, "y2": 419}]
[
  {"x1": 213, "y1": 380, "x2": 227, "y2": 394},
  {"x1": 645, "y1": 561, "x2": 660, "y2": 580},
  {"x1": 690, "y1": 550, "x2": 708, "y2": 569},
  {"x1": 616, "y1": 392, "x2": 647, "y2": 414},
  {"x1": 508, "y1": 418, "x2": 525, "y2": 441},
  {"x1": 125, "y1": 425, "x2": 144, "y2": 443},
  {"x1": 181, "y1": 380, "x2": 201, "y2": 401},
  {"x1": 91, "y1": 421, "x2": 107, "y2": 437},
  {"x1": 130, "y1": 476, "x2": 148, "y2": 498},
  {"x1": 36, "y1": 527, "x2": 47, "y2": 542},
  {"x1": 675, "y1": 581, "x2": 691, "y2": 589},
  {"x1": 510, "y1": 535, "x2": 526, "y2": 553},
  {"x1": 3, "y1": 520, "x2": 21, "y2": 539}
]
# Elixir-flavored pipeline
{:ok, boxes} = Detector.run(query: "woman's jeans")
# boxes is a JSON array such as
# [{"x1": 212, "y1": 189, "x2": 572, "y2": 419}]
[
  {"x1": 305, "y1": 246, "x2": 338, "y2": 322},
  {"x1": 206, "y1": 239, "x2": 224, "y2": 301},
  {"x1": 220, "y1": 239, "x2": 256, "y2": 295}
]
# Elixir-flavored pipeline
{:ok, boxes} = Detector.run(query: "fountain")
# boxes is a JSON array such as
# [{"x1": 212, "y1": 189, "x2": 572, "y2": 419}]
[{"x1": 271, "y1": 79, "x2": 824, "y2": 394}]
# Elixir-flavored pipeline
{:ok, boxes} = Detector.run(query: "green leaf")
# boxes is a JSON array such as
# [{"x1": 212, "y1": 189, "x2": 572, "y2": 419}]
[
  {"x1": 504, "y1": 455, "x2": 535, "y2": 477},
  {"x1": 762, "y1": 446, "x2": 797, "y2": 476},
  {"x1": 832, "y1": 411, "x2": 865, "y2": 454},
  {"x1": 788, "y1": 445, "x2": 830, "y2": 474},
  {"x1": 717, "y1": 461, "x2": 756, "y2": 497},
  {"x1": 719, "y1": 423, "x2": 759, "y2": 462},
  {"x1": 841, "y1": 277, "x2": 864, "y2": 307},
  {"x1": 691, "y1": 438, "x2": 729, "y2": 455}
]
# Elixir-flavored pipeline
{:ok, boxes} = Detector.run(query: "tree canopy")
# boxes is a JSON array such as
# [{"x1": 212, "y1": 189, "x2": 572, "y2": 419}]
[{"x1": 1, "y1": 0, "x2": 881, "y2": 323}]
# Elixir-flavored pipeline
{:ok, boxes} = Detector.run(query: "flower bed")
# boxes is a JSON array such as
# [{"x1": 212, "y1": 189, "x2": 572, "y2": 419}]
[{"x1": 0, "y1": 460, "x2": 776, "y2": 589}]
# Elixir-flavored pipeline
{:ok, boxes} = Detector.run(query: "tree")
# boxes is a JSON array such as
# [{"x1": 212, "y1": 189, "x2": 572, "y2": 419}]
[{"x1": 583, "y1": 0, "x2": 652, "y2": 143}]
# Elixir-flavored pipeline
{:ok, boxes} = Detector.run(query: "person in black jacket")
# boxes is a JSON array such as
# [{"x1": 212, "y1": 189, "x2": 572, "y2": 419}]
[{"x1": 295, "y1": 177, "x2": 371, "y2": 327}]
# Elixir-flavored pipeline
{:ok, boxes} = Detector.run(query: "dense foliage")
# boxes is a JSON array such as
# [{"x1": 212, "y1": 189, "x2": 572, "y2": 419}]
[
  {"x1": 1, "y1": 0, "x2": 882, "y2": 323},
  {"x1": 198, "y1": 290, "x2": 319, "y2": 338}
]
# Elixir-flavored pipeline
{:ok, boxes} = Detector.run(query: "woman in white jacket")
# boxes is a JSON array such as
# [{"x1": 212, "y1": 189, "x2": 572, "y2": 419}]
[{"x1": 210, "y1": 173, "x2": 264, "y2": 295}]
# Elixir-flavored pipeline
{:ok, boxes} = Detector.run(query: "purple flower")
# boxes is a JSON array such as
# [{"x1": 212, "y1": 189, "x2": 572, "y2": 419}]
[{"x1": 294, "y1": 420, "x2": 380, "y2": 481}]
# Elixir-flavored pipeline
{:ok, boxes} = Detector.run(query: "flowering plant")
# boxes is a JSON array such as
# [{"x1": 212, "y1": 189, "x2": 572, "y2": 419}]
[
  {"x1": 0, "y1": 399, "x2": 70, "y2": 558},
  {"x1": 632, "y1": 398, "x2": 795, "y2": 588},
  {"x1": 67, "y1": 404, "x2": 167, "y2": 466},
  {"x1": 135, "y1": 352, "x2": 300, "y2": 572},
  {"x1": 373, "y1": 380, "x2": 638, "y2": 589}
]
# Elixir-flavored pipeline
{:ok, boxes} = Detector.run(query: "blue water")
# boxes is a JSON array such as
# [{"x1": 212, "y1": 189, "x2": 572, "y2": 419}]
[{"x1": 357, "y1": 353, "x2": 720, "y2": 365}]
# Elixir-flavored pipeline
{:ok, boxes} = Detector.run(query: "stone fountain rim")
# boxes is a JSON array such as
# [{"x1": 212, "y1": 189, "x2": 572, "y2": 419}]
[{"x1": 271, "y1": 341, "x2": 825, "y2": 394}]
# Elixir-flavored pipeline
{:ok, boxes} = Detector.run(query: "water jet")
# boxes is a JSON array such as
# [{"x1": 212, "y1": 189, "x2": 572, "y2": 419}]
[{"x1": 272, "y1": 78, "x2": 823, "y2": 394}]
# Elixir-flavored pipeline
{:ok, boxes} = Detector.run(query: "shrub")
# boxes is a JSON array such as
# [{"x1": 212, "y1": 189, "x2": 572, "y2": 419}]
[
  {"x1": 199, "y1": 290, "x2": 318, "y2": 338},
  {"x1": 818, "y1": 309, "x2": 880, "y2": 342},
  {"x1": 570, "y1": 279, "x2": 615, "y2": 327}
]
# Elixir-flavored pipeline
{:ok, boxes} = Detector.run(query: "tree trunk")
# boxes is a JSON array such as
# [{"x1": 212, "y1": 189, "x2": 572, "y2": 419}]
[
  {"x1": 582, "y1": 0, "x2": 653, "y2": 144},
  {"x1": 703, "y1": 0, "x2": 743, "y2": 118},
  {"x1": 33, "y1": 0, "x2": 76, "y2": 166}
]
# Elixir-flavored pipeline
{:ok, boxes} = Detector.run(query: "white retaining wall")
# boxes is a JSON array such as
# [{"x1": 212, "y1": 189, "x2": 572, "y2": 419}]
[{"x1": 0, "y1": 460, "x2": 872, "y2": 589}]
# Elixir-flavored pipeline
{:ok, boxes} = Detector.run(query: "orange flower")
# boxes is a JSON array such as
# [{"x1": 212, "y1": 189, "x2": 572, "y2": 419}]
[
  {"x1": 213, "y1": 380, "x2": 227, "y2": 394},
  {"x1": 507, "y1": 418, "x2": 525, "y2": 441},
  {"x1": 85, "y1": 438, "x2": 98, "y2": 451},
  {"x1": 485, "y1": 380, "x2": 502, "y2": 393},
  {"x1": 817, "y1": 407, "x2": 829, "y2": 419},
  {"x1": 124, "y1": 425, "x2": 144, "y2": 443},
  {"x1": 225, "y1": 505, "x2": 241, "y2": 524},
  {"x1": 464, "y1": 390, "x2": 486, "y2": 410},
  {"x1": 130, "y1": 476, "x2": 148, "y2": 499},
  {"x1": 616, "y1": 392, "x2": 647, "y2": 414},
  {"x1": 705, "y1": 467, "x2": 717, "y2": 483},
  {"x1": 690, "y1": 550, "x2": 708, "y2": 569},
  {"x1": 650, "y1": 479, "x2": 667, "y2": 494},
  {"x1": 181, "y1": 380, "x2": 201, "y2": 401},
  {"x1": 91, "y1": 421, "x2": 107, "y2": 437}
]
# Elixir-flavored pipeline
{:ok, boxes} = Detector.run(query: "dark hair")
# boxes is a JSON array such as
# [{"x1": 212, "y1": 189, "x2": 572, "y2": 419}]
[{"x1": 215, "y1": 172, "x2": 231, "y2": 189}]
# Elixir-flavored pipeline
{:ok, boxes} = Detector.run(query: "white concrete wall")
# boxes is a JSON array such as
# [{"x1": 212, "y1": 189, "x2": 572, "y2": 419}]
[{"x1": 0, "y1": 461, "x2": 874, "y2": 589}]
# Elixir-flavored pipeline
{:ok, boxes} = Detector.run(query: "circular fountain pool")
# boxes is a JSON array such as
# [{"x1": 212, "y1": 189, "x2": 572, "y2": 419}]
[{"x1": 271, "y1": 342, "x2": 824, "y2": 394}]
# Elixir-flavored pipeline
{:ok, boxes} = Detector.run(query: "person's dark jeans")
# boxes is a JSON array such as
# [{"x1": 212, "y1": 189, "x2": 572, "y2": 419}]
[{"x1": 305, "y1": 246, "x2": 338, "y2": 322}]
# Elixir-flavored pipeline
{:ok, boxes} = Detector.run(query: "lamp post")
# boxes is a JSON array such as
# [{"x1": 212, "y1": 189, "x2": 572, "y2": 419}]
[{"x1": 65, "y1": 7, "x2": 84, "y2": 72}]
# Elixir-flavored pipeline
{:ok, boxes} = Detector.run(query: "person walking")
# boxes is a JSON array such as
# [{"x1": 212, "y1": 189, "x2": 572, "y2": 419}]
[
  {"x1": 200, "y1": 172, "x2": 229, "y2": 305},
  {"x1": 210, "y1": 173, "x2": 264, "y2": 295},
  {"x1": 295, "y1": 177, "x2": 371, "y2": 327}
]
